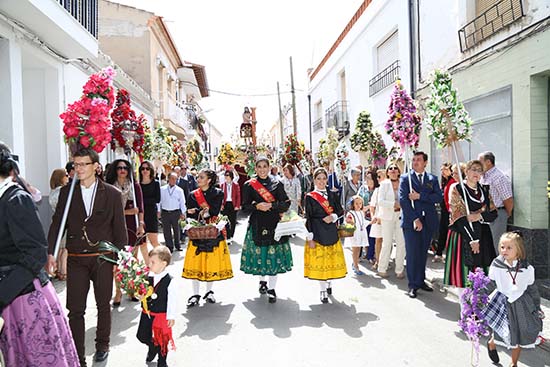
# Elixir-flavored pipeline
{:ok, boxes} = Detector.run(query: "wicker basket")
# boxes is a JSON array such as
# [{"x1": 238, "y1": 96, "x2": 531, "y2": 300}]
[
  {"x1": 337, "y1": 226, "x2": 356, "y2": 238},
  {"x1": 187, "y1": 225, "x2": 219, "y2": 240}
]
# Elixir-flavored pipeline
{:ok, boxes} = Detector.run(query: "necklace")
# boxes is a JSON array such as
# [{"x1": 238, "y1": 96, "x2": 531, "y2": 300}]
[{"x1": 507, "y1": 262, "x2": 520, "y2": 285}]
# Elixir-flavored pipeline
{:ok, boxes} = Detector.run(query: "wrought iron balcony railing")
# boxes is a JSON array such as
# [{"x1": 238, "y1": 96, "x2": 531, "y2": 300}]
[
  {"x1": 458, "y1": 0, "x2": 524, "y2": 52},
  {"x1": 57, "y1": 0, "x2": 98, "y2": 39},
  {"x1": 312, "y1": 118, "x2": 323, "y2": 132},
  {"x1": 325, "y1": 101, "x2": 349, "y2": 139},
  {"x1": 369, "y1": 60, "x2": 400, "y2": 97}
]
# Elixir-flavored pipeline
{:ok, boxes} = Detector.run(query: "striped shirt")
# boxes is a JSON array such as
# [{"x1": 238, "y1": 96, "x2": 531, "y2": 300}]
[{"x1": 480, "y1": 166, "x2": 512, "y2": 208}]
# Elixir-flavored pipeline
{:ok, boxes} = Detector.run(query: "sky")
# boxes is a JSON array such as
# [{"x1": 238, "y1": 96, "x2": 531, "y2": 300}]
[{"x1": 112, "y1": 0, "x2": 364, "y2": 139}]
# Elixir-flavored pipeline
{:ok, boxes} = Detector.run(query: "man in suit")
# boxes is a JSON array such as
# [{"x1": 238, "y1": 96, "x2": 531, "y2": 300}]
[
  {"x1": 47, "y1": 148, "x2": 128, "y2": 366},
  {"x1": 399, "y1": 151, "x2": 443, "y2": 299},
  {"x1": 221, "y1": 169, "x2": 241, "y2": 242}
]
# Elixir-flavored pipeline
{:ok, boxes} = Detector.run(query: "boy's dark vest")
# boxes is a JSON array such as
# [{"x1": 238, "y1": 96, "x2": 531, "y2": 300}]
[{"x1": 145, "y1": 274, "x2": 172, "y2": 313}]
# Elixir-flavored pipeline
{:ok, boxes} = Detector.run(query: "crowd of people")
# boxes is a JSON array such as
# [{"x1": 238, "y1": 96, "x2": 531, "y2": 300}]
[{"x1": 0, "y1": 139, "x2": 544, "y2": 367}]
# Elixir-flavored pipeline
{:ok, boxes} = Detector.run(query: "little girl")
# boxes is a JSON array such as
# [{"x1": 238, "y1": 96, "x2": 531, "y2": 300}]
[
  {"x1": 137, "y1": 246, "x2": 178, "y2": 367},
  {"x1": 486, "y1": 232, "x2": 544, "y2": 367},
  {"x1": 344, "y1": 196, "x2": 368, "y2": 275}
]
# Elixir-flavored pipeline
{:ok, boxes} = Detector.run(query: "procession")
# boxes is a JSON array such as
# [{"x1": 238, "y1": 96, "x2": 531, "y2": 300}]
[{"x1": 1, "y1": 0, "x2": 550, "y2": 367}]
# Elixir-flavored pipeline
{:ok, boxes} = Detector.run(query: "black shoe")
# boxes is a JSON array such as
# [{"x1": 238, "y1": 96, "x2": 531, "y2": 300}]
[
  {"x1": 203, "y1": 291, "x2": 216, "y2": 304},
  {"x1": 175, "y1": 247, "x2": 182, "y2": 251},
  {"x1": 112, "y1": 301, "x2": 121, "y2": 308},
  {"x1": 320, "y1": 291, "x2": 329, "y2": 304},
  {"x1": 419, "y1": 283, "x2": 433, "y2": 292},
  {"x1": 146, "y1": 347, "x2": 158, "y2": 362},
  {"x1": 130, "y1": 296, "x2": 140, "y2": 302},
  {"x1": 326, "y1": 281, "x2": 332, "y2": 295},
  {"x1": 94, "y1": 350, "x2": 109, "y2": 362},
  {"x1": 187, "y1": 294, "x2": 201, "y2": 308},
  {"x1": 487, "y1": 341, "x2": 499, "y2": 363},
  {"x1": 407, "y1": 289, "x2": 417, "y2": 298},
  {"x1": 267, "y1": 289, "x2": 277, "y2": 303},
  {"x1": 259, "y1": 281, "x2": 268, "y2": 294}
]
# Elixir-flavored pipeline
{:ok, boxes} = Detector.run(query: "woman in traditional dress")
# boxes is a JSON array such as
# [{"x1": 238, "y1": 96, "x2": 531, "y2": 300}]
[
  {"x1": 0, "y1": 142, "x2": 79, "y2": 366},
  {"x1": 183, "y1": 168, "x2": 233, "y2": 307},
  {"x1": 444, "y1": 160, "x2": 497, "y2": 288},
  {"x1": 106, "y1": 159, "x2": 145, "y2": 305},
  {"x1": 240, "y1": 157, "x2": 292, "y2": 303},
  {"x1": 304, "y1": 167, "x2": 347, "y2": 304},
  {"x1": 433, "y1": 162, "x2": 452, "y2": 263},
  {"x1": 357, "y1": 167, "x2": 379, "y2": 263}
]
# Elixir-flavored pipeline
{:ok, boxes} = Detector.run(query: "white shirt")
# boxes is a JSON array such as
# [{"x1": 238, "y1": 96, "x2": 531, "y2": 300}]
[
  {"x1": 159, "y1": 184, "x2": 186, "y2": 213},
  {"x1": 489, "y1": 256, "x2": 535, "y2": 303},
  {"x1": 81, "y1": 180, "x2": 98, "y2": 217},
  {"x1": 148, "y1": 269, "x2": 179, "y2": 320},
  {"x1": 225, "y1": 182, "x2": 232, "y2": 202}
]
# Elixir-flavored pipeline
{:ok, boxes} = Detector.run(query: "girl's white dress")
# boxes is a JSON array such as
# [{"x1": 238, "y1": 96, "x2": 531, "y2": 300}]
[{"x1": 344, "y1": 210, "x2": 368, "y2": 248}]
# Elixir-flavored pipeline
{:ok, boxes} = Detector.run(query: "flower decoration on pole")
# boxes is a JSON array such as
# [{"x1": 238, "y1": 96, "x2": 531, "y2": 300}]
[
  {"x1": 426, "y1": 70, "x2": 472, "y2": 148},
  {"x1": 185, "y1": 137, "x2": 205, "y2": 168},
  {"x1": 216, "y1": 143, "x2": 237, "y2": 166},
  {"x1": 167, "y1": 135, "x2": 185, "y2": 167},
  {"x1": 60, "y1": 67, "x2": 116, "y2": 153},
  {"x1": 350, "y1": 111, "x2": 376, "y2": 152},
  {"x1": 385, "y1": 79, "x2": 422, "y2": 149},
  {"x1": 334, "y1": 142, "x2": 350, "y2": 178},
  {"x1": 385, "y1": 80, "x2": 422, "y2": 208},
  {"x1": 426, "y1": 70, "x2": 474, "y2": 228},
  {"x1": 143, "y1": 124, "x2": 175, "y2": 163},
  {"x1": 371, "y1": 132, "x2": 389, "y2": 168},
  {"x1": 110, "y1": 89, "x2": 146, "y2": 158},
  {"x1": 282, "y1": 133, "x2": 304, "y2": 166},
  {"x1": 459, "y1": 268, "x2": 491, "y2": 366},
  {"x1": 317, "y1": 128, "x2": 339, "y2": 167}
]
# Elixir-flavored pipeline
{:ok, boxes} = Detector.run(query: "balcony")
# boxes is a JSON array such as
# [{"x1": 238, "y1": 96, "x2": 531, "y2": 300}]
[
  {"x1": 57, "y1": 0, "x2": 98, "y2": 39},
  {"x1": 1, "y1": 0, "x2": 98, "y2": 58},
  {"x1": 325, "y1": 101, "x2": 349, "y2": 139},
  {"x1": 312, "y1": 118, "x2": 323, "y2": 132},
  {"x1": 369, "y1": 60, "x2": 400, "y2": 97},
  {"x1": 458, "y1": 0, "x2": 524, "y2": 52}
]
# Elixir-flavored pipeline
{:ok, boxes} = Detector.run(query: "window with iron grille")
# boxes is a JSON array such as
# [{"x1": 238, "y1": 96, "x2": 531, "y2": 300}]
[{"x1": 369, "y1": 31, "x2": 399, "y2": 96}]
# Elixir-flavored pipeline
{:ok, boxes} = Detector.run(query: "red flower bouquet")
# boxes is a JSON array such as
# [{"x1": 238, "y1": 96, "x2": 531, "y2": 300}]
[
  {"x1": 282, "y1": 133, "x2": 304, "y2": 166},
  {"x1": 60, "y1": 67, "x2": 116, "y2": 153},
  {"x1": 110, "y1": 89, "x2": 146, "y2": 158}
]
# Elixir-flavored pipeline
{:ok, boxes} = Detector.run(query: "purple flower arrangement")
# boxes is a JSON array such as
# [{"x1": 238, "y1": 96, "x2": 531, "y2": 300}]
[
  {"x1": 459, "y1": 268, "x2": 491, "y2": 365},
  {"x1": 385, "y1": 80, "x2": 422, "y2": 149}
]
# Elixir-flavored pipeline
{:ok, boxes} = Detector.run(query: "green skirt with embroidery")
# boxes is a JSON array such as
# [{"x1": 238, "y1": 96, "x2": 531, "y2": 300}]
[{"x1": 240, "y1": 227, "x2": 293, "y2": 275}]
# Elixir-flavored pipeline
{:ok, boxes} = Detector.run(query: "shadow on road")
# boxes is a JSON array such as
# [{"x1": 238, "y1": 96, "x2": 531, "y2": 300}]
[
  {"x1": 180, "y1": 303, "x2": 235, "y2": 340},
  {"x1": 242, "y1": 296, "x2": 378, "y2": 338}
]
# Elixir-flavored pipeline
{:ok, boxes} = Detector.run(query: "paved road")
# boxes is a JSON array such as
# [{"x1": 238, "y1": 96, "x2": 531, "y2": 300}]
[{"x1": 54, "y1": 215, "x2": 550, "y2": 367}]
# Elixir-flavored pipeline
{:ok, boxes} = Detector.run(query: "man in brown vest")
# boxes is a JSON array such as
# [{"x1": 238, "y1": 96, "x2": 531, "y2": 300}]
[{"x1": 47, "y1": 148, "x2": 127, "y2": 366}]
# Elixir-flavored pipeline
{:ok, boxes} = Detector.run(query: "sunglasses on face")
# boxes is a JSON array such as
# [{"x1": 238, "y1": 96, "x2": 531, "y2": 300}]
[
  {"x1": 140, "y1": 166, "x2": 151, "y2": 171},
  {"x1": 117, "y1": 166, "x2": 129, "y2": 171},
  {"x1": 388, "y1": 167, "x2": 398, "y2": 171}
]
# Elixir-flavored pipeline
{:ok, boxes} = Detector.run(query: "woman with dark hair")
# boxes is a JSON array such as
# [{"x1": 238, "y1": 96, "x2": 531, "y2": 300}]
[
  {"x1": 221, "y1": 169, "x2": 241, "y2": 243},
  {"x1": 358, "y1": 168, "x2": 379, "y2": 263},
  {"x1": 106, "y1": 159, "x2": 144, "y2": 305},
  {"x1": 433, "y1": 162, "x2": 452, "y2": 262},
  {"x1": 240, "y1": 157, "x2": 292, "y2": 303},
  {"x1": 49, "y1": 168, "x2": 69, "y2": 280},
  {"x1": 139, "y1": 161, "x2": 161, "y2": 261},
  {"x1": 183, "y1": 168, "x2": 233, "y2": 307},
  {"x1": 0, "y1": 142, "x2": 79, "y2": 366},
  {"x1": 304, "y1": 167, "x2": 347, "y2": 303}
]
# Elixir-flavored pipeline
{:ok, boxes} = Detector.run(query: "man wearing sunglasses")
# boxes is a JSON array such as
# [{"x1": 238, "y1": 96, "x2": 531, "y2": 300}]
[{"x1": 399, "y1": 151, "x2": 443, "y2": 299}]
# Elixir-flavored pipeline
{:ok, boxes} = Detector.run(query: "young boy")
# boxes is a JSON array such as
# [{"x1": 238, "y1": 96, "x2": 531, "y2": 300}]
[{"x1": 136, "y1": 246, "x2": 177, "y2": 367}]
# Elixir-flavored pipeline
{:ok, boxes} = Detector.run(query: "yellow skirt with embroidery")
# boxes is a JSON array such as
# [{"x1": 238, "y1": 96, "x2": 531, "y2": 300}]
[
  {"x1": 182, "y1": 240, "x2": 234, "y2": 281},
  {"x1": 304, "y1": 240, "x2": 347, "y2": 281}
]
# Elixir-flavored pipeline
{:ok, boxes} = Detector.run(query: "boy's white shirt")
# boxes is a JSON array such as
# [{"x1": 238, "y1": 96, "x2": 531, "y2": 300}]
[{"x1": 148, "y1": 269, "x2": 179, "y2": 320}]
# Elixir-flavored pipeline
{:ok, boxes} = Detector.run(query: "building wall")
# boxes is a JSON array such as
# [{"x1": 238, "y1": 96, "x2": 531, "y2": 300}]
[
  {"x1": 98, "y1": 0, "x2": 153, "y2": 94},
  {"x1": 307, "y1": 0, "x2": 412, "y2": 167}
]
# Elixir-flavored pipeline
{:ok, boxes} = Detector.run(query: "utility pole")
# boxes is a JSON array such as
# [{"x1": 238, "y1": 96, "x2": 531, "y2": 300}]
[
  {"x1": 277, "y1": 82, "x2": 284, "y2": 149},
  {"x1": 290, "y1": 56, "x2": 297, "y2": 134}
]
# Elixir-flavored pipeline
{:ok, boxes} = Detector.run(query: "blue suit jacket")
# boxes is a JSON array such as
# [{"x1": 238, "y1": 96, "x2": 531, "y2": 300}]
[{"x1": 399, "y1": 171, "x2": 443, "y2": 232}]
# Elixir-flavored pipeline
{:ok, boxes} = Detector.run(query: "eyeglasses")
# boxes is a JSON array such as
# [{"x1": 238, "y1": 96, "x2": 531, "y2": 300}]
[
  {"x1": 469, "y1": 168, "x2": 483, "y2": 173},
  {"x1": 117, "y1": 166, "x2": 129, "y2": 171},
  {"x1": 74, "y1": 162, "x2": 94, "y2": 168}
]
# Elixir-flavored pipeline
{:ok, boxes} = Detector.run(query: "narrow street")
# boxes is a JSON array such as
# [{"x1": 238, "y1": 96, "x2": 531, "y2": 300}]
[{"x1": 54, "y1": 215, "x2": 550, "y2": 367}]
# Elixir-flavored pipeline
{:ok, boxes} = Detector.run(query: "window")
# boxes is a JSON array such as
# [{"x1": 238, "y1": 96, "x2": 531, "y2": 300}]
[
  {"x1": 431, "y1": 87, "x2": 512, "y2": 179},
  {"x1": 313, "y1": 100, "x2": 323, "y2": 131},
  {"x1": 377, "y1": 31, "x2": 398, "y2": 72}
]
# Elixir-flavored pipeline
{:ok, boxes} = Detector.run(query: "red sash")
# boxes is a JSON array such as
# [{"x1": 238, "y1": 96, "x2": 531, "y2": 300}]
[
  {"x1": 249, "y1": 179, "x2": 276, "y2": 203},
  {"x1": 193, "y1": 189, "x2": 210, "y2": 210},
  {"x1": 307, "y1": 191, "x2": 334, "y2": 215}
]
